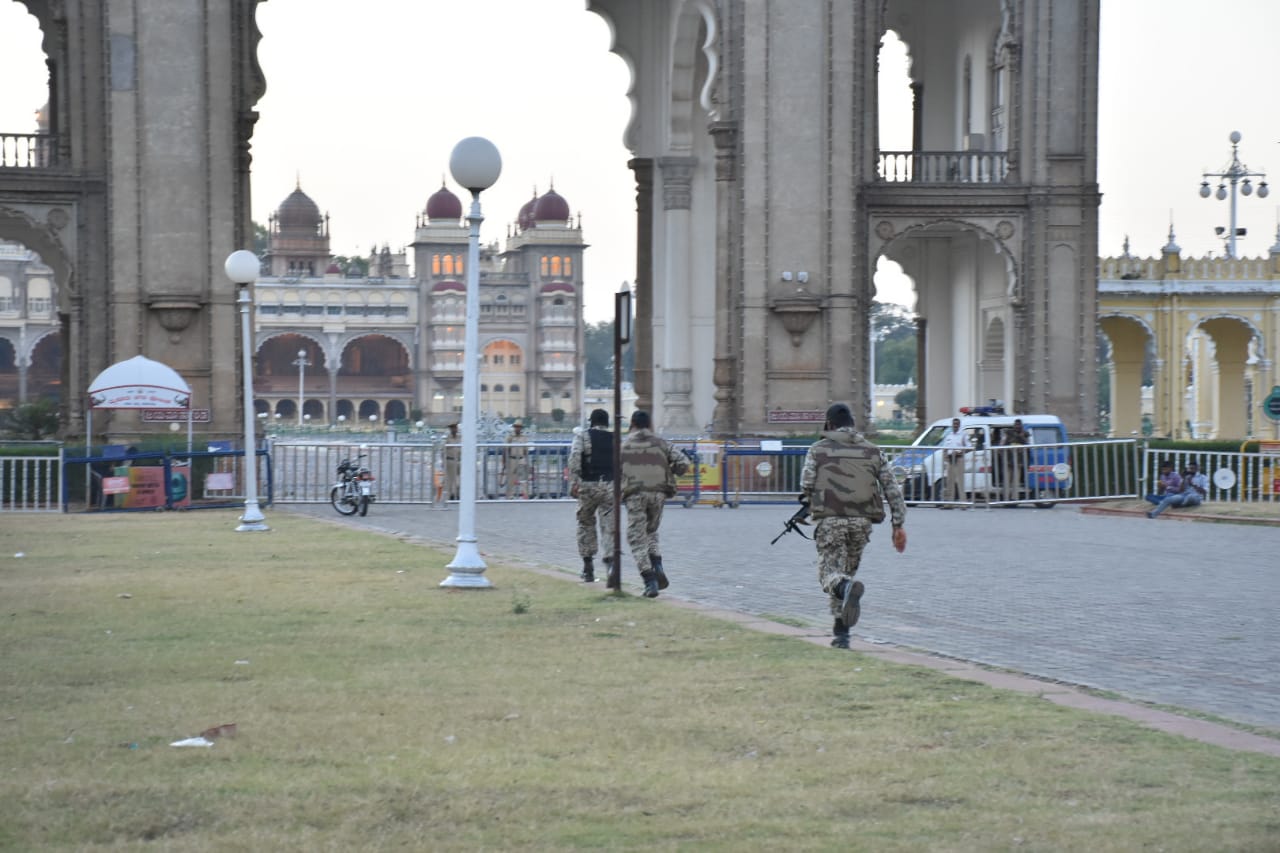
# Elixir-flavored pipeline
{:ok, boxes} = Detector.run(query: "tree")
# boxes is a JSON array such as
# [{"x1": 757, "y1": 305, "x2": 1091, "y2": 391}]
[
  {"x1": 583, "y1": 321, "x2": 633, "y2": 387},
  {"x1": 872, "y1": 301, "x2": 916, "y2": 385},
  {"x1": 0, "y1": 398, "x2": 59, "y2": 439},
  {"x1": 894, "y1": 387, "x2": 917, "y2": 411},
  {"x1": 333, "y1": 256, "x2": 369, "y2": 278},
  {"x1": 252, "y1": 221, "x2": 269, "y2": 257}
]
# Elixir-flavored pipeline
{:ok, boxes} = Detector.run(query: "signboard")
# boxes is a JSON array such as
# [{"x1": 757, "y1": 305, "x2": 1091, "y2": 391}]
[
  {"x1": 114, "y1": 467, "x2": 191, "y2": 509},
  {"x1": 206, "y1": 472, "x2": 235, "y2": 491},
  {"x1": 766, "y1": 410, "x2": 825, "y2": 424},
  {"x1": 1264, "y1": 386, "x2": 1280, "y2": 422},
  {"x1": 102, "y1": 476, "x2": 131, "y2": 495},
  {"x1": 142, "y1": 408, "x2": 210, "y2": 423}
]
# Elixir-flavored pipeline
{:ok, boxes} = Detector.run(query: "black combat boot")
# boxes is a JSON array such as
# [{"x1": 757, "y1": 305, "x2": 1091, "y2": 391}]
[
  {"x1": 580, "y1": 556, "x2": 595, "y2": 583},
  {"x1": 831, "y1": 618, "x2": 850, "y2": 650},
  {"x1": 641, "y1": 570, "x2": 660, "y2": 598},
  {"x1": 650, "y1": 555, "x2": 669, "y2": 589},
  {"x1": 833, "y1": 578, "x2": 865, "y2": 628}
]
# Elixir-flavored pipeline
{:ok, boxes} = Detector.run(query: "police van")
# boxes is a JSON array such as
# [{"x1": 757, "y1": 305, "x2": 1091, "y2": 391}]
[{"x1": 890, "y1": 405, "x2": 1071, "y2": 506}]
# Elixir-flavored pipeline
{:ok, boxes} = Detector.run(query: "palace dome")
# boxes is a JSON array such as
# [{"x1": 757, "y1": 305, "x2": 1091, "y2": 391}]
[
  {"x1": 533, "y1": 188, "x2": 570, "y2": 223},
  {"x1": 517, "y1": 191, "x2": 538, "y2": 232},
  {"x1": 276, "y1": 186, "x2": 322, "y2": 231},
  {"x1": 425, "y1": 184, "x2": 462, "y2": 221}
]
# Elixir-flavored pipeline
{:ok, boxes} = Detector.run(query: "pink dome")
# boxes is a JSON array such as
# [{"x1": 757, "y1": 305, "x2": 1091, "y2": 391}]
[
  {"x1": 276, "y1": 186, "x2": 322, "y2": 232},
  {"x1": 540, "y1": 282, "x2": 575, "y2": 294},
  {"x1": 425, "y1": 184, "x2": 462, "y2": 221},
  {"x1": 533, "y1": 188, "x2": 570, "y2": 223},
  {"x1": 432, "y1": 280, "x2": 465, "y2": 293},
  {"x1": 325, "y1": 263, "x2": 342, "y2": 274},
  {"x1": 517, "y1": 190, "x2": 538, "y2": 232}
]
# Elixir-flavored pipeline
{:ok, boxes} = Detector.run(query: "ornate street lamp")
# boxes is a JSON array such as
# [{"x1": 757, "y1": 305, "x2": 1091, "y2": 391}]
[
  {"x1": 1198, "y1": 130, "x2": 1269, "y2": 259},
  {"x1": 441, "y1": 136, "x2": 502, "y2": 588},
  {"x1": 292, "y1": 348, "x2": 310, "y2": 426},
  {"x1": 224, "y1": 249, "x2": 269, "y2": 532}
]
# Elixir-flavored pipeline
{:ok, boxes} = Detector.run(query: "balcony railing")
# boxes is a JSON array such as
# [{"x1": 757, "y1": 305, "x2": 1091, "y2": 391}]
[
  {"x1": 0, "y1": 133, "x2": 60, "y2": 169},
  {"x1": 877, "y1": 150, "x2": 1009, "y2": 184}
]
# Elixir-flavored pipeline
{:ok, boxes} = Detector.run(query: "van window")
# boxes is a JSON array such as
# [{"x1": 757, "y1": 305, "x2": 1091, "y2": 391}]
[
  {"x1": 967, "y1": 428, "x2": 986, "y2": 450},
  {"x1": 1029, "y1": 426, "x2": 1061, "y2": 445},
  {"x1": 918, "y1": 426, "x2": 946, "y2": 446}
]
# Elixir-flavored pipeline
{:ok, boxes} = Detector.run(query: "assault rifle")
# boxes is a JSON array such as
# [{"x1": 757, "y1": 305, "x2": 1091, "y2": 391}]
[{"x1": 770, "y1": 496, "x2": 812, "y2": 545}]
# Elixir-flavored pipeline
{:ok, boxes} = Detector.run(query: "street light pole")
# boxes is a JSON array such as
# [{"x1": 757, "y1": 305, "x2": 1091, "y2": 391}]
[
  {"x1": 441, "y1": 136, "x2": 502, "y2": 588},
  {"x1": 608, "y1": 281, "x2": 632, "y2": 590},
  {"x1": 224, "y1": 250, "x2": 269, "y2": 532},
  {"x1": 1198, "y1": 130, "x2": 1269, "y2": 260},
  {"x1": 292, "y1": 348, "x2": 310, "y2": 427}
]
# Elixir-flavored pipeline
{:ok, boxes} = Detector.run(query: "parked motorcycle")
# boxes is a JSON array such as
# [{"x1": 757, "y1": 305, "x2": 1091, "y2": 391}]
[{"x1": 330, "y1": 452, "x2": 376, "y2": 517}]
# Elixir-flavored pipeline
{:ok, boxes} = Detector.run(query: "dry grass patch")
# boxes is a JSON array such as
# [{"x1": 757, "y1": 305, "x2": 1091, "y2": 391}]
[{"x1": 1, "y1": 512, "x2": 1278, "y2": 851}]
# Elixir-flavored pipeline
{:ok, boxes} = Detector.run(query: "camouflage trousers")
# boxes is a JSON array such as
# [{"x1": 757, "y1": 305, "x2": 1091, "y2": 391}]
[
  {"x1": 814, "y1": 516, "x2": 873, "y2": 617},
  {"x1": 623, "y1": 491, "x2": 667, "y2": 575},
  {"x1": 575, "y1": 481, "x2": 616, "y2": 558}
]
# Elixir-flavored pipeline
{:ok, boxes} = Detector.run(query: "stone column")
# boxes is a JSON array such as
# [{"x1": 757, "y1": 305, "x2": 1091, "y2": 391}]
[
  {"x1": 710, "y1": 121, "x2": 739, "y2": 437},
  {"x1": 628, "y1": 158, "x2": 654, "y2": 413},
  {"x1": 658, "y1": 156, "x2": 698, "y2": 432}
]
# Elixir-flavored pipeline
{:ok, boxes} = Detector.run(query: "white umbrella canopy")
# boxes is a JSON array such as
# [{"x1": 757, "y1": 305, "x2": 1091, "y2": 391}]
[{"x1": 87, "y1": 355, "x2": 191, "y2": 409}]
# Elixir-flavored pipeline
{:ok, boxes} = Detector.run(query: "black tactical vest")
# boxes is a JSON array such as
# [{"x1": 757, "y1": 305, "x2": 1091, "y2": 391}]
[{"x1": 583, "y1": 429, "x2": 614, "y2": 481}]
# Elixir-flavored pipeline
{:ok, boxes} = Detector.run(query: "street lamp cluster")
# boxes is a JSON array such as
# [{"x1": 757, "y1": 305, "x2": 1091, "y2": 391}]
[
  {"x1": 222, "y1": 136, "x2": 503, "y2": 583},
  {"x1": 1198, "y1": 131, "x2": 1269, "y2": 260}
]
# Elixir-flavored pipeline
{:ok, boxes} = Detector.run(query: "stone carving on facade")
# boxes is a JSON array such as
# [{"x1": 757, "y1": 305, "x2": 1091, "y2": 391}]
[{"x1": 769, "y1": 287, "x2": 823, "y2": 346}]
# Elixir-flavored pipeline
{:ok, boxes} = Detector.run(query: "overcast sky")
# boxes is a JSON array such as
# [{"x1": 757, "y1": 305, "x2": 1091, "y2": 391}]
[{"x1": 2, "y1": 0, "x2": 1278, "y2": 322}]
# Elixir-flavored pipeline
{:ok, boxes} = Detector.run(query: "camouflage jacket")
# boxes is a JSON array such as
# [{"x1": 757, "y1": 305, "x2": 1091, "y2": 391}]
[
  {"x1": 800, "y1": 427, "x2": 905, "y2": 525},
  {"x1": 620, "y1": 428, "x2": 689, "y2": 497}
]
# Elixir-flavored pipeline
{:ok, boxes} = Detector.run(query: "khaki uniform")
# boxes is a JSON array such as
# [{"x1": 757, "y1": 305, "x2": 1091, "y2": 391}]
[
  {"x1": 504, "y1": 430, "x2": 530, "y2": 499},
  {"x1": 568, "y1": 426, "x2": 615, "y2": 558},
  {"x1": 801, "y1": 427, "x2": 906, "y2": 617},
  {"x1": 620, "y1": 428, "x2": 689, "y2": 576},
  {"x1": 443, "y1": 437, "x2": 460, "y2": 501}
]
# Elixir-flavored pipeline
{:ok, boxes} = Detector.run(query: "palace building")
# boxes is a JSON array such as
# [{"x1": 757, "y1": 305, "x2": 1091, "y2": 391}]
[{"x1": 248, "y1": 182, "x2": 586, "y2": 427}]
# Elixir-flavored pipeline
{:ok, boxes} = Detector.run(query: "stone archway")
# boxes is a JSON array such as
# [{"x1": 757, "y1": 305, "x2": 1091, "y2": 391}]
[
  {"x1": 1189, "y1": 315, "x2": 1261, "y2": 439},
  {"x1": 1100, "y1": 314, "x2": 1154, "y2": 437}
]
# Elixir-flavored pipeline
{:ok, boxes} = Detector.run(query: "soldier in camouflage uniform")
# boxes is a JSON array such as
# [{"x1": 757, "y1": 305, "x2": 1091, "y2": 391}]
[
  {"x1": 504, "y1": 421, "x2": 530, "y2": 499},
  {"x1": 620, "y1": 410, "x2": 690, "y2": 597},
  {"x1": 568, "y1": 408, "x2": 616, "y2": 582},
  {"x1": 800, "y1": 402, "x2": 908, "y2": 649}
]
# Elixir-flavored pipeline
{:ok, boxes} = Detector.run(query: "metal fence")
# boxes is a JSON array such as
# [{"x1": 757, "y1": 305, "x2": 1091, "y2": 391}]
[
  {"x1": 269, "y1": 440, "x2": 576, "y2": 505},
  {"x1": 0, "y1": 452, "x2": 63, "y2": 512}
]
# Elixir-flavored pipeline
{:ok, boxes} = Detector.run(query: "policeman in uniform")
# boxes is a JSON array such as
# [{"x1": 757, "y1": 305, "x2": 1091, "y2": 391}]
[
  {"x1": 800, "y1": 403, "x2": 907, "y2": 649},
  {"x1": 567, "y1": 408, "x2": 615, "y2": 582},
  {"x1": 442, "y1": 422, "x2": 461, "y2": 502},
  {"x1": 504, "y1": 421, "x2": 530, "y2": 499},
  {"x1": 620, "y1": 409, "x2": 690, "y2": 597}
]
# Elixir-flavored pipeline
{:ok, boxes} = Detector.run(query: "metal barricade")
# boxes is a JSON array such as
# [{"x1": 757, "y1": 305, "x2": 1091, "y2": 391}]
[
  {"x1": 0, "y1": 452, "x2": 62, "y2": 512},
  {"x1": 269, "y1": 440, "x2": 574, "y2": 504}
]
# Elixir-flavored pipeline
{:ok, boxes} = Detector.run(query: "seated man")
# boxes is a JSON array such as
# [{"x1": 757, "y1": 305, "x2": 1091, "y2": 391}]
[
  {"x1": 1144, "y1": 459, "x2": 1181, "y2": 516},
  {"x1": 1149, "y1": 461, "x2": 1207, "y2": 519}
]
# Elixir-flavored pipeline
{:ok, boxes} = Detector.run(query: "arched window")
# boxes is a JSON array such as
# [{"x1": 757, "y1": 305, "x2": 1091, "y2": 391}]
[
  {"x1": 509, "y1": 384, "x2": 519, "y2": 393},
  {"x1": 480, "y1": 384, "x2": 489, "y2": 392},
  {"x1": 540, "y1": 256, "x2": 550, "y2": 276},
  {"x1": 494, "y1": 384, "x2": 504, "y2": 392},
  {"x1": 564, "y1": 256, "x2": 572, "y2": 276},
  {"x1": 550, "y1": 256, "x2": 562, "y2": 277},
  {"x1": 431, "y1": 254, "x2": 441, "y2": 275}
]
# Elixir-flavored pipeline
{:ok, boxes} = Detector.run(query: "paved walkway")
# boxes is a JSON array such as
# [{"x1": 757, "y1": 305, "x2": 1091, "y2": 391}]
[{"x1": 282, "y1": 498, "x2": 1280, "y2": 755}]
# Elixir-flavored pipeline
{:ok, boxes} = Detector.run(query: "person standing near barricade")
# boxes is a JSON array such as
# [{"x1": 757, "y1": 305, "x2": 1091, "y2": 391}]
[
  {"x1": 442, "y1": 423, "x2": 461, "y2": 502},
  {"x1": 938, "y1": 417, "x2": 970, "y2": 505},
  {"x1": 568, "y1": 409, "x2": 615, "y2": 582},
  {"x1": 1000, "y1": 418, "x2": 1031, "y2": 503},
  {"x1": 620, "y1": 410, "x2": 689, "y2": 597},
  {"x1": 504, "y1": 421, "x2": 530, "y2": 499},
  {"x1": 800, "y1": 403, "x2": 907, "y2": 650}
]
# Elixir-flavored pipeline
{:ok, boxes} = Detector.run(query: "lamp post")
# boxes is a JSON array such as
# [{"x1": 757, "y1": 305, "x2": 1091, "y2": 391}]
[
  {"x1": 224, "y1": 249, "x2": 269, "y2": 532},
  {"x1": 292, "y1": 348, "x2": 310, "y2": 426},
  {"x1": 442, "y1": 136, "x2": 502, "y2": 588},
  {"x1": 607, "y1": 281, "x2": 632, "y2": 590},
  {"x1": 1198, "y1": 130, "x2": 1269, "y2": 259}
]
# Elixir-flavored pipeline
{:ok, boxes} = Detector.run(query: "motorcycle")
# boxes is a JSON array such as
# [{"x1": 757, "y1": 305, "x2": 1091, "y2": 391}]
[{"x1": 330, "y1": 452, "x2": 376, "y2": 517}]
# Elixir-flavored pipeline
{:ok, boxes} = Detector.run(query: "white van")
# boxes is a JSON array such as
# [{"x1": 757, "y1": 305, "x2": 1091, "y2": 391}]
[{"x1": 889, "y1": 406, "x2": 1071, "y2": 505}]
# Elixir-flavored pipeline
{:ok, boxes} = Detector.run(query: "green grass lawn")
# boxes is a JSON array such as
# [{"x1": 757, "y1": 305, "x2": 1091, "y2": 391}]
[{"x1": 1, "y1": 512, "x2": 1277, "y2": 851}]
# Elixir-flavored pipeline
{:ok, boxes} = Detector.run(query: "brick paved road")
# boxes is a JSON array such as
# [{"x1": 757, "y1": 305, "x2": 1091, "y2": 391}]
[{"x1": 283, "y1": 500, "x2": 1279, "y2": 731}]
